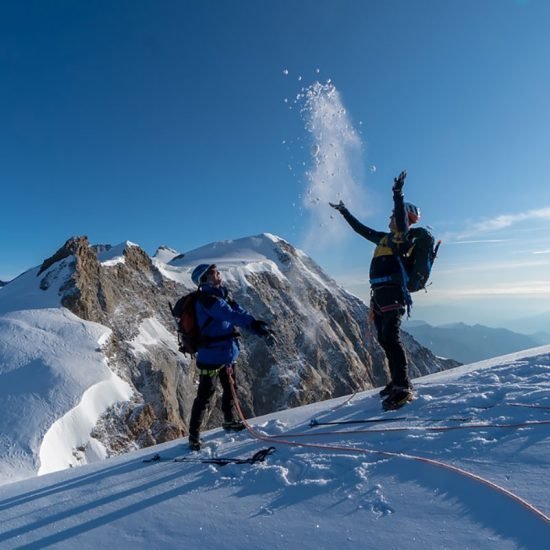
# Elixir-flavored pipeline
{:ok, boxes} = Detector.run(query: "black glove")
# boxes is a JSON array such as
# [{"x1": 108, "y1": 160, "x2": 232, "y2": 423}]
[
  {"x1": 251, "y1": 319, "x2": 270, "y2": 337},
  {"x1": 250, "y1": 320, "x2": 276, "y2": 346},
  {"x1": 329, "y1": 200, "x2": 347, "y2": 213},
  {"x1": 392, "y1": 170, "x2": 407, "y2": 192}
]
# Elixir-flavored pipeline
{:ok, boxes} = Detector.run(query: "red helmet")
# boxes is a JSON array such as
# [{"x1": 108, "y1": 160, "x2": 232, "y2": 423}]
[{"x1": 405, "y1": 202, "x2": 420, "y2": 225}]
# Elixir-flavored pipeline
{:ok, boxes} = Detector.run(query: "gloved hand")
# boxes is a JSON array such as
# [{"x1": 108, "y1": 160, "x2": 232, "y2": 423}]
[
  {"x1": 251, "y1": 319, "x2": 271, "y2": 337},
  {"x1": 250, "y1": 320, "x2": 276, "y2": 346},
  {"x1": 329, "y1": 200, "x2": 347, "y2": 213},
  {"x1": 392, "y1": 170, "x2": 407, "y2": 192}
]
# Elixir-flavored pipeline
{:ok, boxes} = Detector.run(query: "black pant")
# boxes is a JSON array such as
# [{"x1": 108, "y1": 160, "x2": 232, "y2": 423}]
[
  {"x1": 371, "y1": 286, "x2": 410, "y2": 389},
  {"x1": 189, "y1": 363, "x2": 236, "y2": 437}
]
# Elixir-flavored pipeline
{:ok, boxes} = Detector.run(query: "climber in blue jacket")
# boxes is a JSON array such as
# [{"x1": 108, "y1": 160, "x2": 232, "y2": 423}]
[{"x1": 187, "y1": 263, "x2": 272, "y2": 450}]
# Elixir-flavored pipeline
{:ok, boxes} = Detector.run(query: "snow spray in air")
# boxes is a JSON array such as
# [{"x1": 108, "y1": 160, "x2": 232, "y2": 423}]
[{"x1": 300, "y1": 80, "x2": 366, "y2": 249}]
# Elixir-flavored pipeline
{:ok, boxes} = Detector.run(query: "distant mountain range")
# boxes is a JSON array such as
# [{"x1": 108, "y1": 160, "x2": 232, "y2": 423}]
[
  {"x1": 506, "y1": 311, "x2": 550, "y2": 335},
  {"x1": 403, "y1": 320, "x2": 550, "y2": 364}
]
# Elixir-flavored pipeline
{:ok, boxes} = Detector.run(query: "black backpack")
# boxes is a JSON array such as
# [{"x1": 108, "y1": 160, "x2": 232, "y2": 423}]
[{"x1": 402, "y1": 227, "x2": 441, "y2": 292}]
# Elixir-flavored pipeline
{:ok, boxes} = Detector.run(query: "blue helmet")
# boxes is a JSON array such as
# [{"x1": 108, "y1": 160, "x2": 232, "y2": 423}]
[{"x1": 191, "y1": 263, "x2": 215, "y2": 286}]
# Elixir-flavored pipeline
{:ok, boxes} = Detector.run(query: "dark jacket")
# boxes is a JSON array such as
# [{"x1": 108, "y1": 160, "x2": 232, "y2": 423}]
[
  {"x1": 340, "y1": 189, "x2": 411, "y2": 286},
  {"x1": 195, "y1": 283, "x2": 256, "y2": 365}
]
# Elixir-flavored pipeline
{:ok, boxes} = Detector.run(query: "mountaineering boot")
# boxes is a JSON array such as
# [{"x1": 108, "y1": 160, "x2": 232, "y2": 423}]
[
  {"x1": 188, "y1": 433, "x2": 203, "y2": 451},
  {"x1": 222, "y1": 419, "x2": 246, "y2": 432},
  {"x1": 380, "y1": 381, "x2": 413, "y2": 398},
  {"x1": 382, "y1": 387, "x2": 414, "y2": 411}
]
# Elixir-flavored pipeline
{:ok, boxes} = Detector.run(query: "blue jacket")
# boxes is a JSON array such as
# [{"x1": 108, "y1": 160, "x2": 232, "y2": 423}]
[{"x1": 195, "y1": 284, "x2": 256, "y2": 365}]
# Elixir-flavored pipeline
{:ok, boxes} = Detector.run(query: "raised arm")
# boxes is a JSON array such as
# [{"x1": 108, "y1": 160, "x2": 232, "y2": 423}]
[
  {"x1": 329, "y1": 201, "x2": 386, "y2": 244},
  {"x1": 392, "y1": 170, "x2": 409, "y2": 234}
]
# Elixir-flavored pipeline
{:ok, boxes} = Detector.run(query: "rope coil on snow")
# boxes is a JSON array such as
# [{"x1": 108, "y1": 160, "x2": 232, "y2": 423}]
[{"x1": 228, "y1": 373, "x2": 550, "y2": 525}]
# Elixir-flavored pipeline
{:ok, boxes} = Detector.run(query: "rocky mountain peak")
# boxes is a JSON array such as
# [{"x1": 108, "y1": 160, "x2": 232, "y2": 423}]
[
  {"x1": 2, "y1": 233, "x2": 459, "y2": 476},
  {"x1": 37, "y1": 236, "x2": 92, "y2": 276}
]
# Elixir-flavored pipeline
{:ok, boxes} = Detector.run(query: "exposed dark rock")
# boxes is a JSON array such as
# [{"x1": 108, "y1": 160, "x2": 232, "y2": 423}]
[
  {"x1": 38, "y1": 236, "x2": 90, "y2": 276},
  {"x1": 90, "y1": 244, "x2": 113, "y2": 255}
]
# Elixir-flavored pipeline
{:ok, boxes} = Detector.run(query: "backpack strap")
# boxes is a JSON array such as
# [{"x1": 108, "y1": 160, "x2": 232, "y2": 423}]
[
  {"x1": 369, "y1": 275, "x2": 397, "y2": 285},
  {"x1": 381, "y1": 233, "x2": 414, "y2": 317},
  {"x1": 396, "y1": 257, "x2": 413, "y2": 317}
]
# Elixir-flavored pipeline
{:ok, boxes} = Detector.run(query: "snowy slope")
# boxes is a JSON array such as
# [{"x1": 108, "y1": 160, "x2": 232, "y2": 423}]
[
  {"x1": 160, "y1": 233, "x2": 334, "y2": 289},
  {"x1": 95, "y1": 241, "x2": 139, "y2": 266},
  {"x1": 0, "y1": 259, "x2": 133, "y2": 484},
  {"x1": 0, "y1": 348, "x2": 548, "y2": 549},
  {"x1": 152, "y1": 245, "x2": 182, "y2": 265}
]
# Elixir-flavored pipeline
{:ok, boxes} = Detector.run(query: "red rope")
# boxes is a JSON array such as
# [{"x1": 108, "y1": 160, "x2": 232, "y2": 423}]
[{"x1": 228, "y1": 373, "x2": 550, "y2": 525}]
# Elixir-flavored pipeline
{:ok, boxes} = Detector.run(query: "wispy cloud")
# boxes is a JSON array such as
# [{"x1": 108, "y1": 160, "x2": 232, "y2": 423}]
[
  {"x1": 454, "y1": 207, "x2": 550, "y2": 240},
  {"x1": 446, "y1": 239, "x2": 509, "y2": 245}
]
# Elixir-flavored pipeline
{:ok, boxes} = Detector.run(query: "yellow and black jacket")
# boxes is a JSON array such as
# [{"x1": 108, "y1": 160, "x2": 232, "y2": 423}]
[{"x1": 339, "y1": 190, "x2": 412, "y2": 288}]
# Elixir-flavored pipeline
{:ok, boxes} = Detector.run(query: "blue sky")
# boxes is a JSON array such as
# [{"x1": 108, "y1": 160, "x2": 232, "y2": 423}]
[{"x1": 2, "y1": 0, "x2": 550, "y2": 327}]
